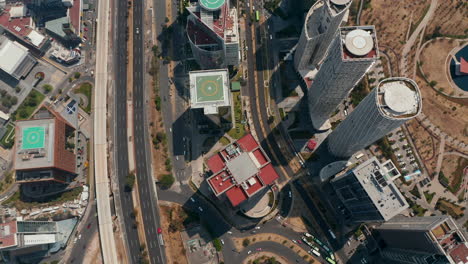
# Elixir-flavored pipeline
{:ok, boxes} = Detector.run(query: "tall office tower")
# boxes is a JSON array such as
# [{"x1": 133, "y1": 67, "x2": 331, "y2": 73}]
[
  {"x1": 309, "y1": 26, "x2": 378, "y2": 130},
  {"x1": 375, "y1": 216, "x2": 468, "y2": 264},
  {"x1": 186, "y1": 0, "x2": 240, "y2": 69},
  {"x1": 294, "y1": 0, "x2": 352, "y2": 79},
  {"x1": 328, "y1": 77, "x2": 422, "y2": 157},
  {"x1": 330, "y1": 157, "x2": 408, "y2": 222}
]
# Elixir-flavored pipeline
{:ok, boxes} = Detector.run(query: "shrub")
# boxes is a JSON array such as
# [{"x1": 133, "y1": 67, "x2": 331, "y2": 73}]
[
  {"x1": 43, "y1": 84, "x2": 53, "y2": 93},
  {"x1": 159, "y1": 174, "x2": 174, "y2": 189},
  {"x1": 242, "y1": 238, "x2": 250, "y2": 247}
]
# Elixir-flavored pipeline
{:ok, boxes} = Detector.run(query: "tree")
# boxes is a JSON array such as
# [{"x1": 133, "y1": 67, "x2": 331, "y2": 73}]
[
  {"x1": 43, "y1": 84, "x2": 53, "y2": 94},
  {"x1": 125, "y1": 172, "x2": 136, "y2": 191},
  {"x1": 159, "y1": 174, "x2": 174, "y2": 189},
  {"x1": 212, "y1": 238, "x2": 222, "y2": 252},
  {"x1": 19, "y1": 109, "x2": 29, "y2": 119},
  {"x1": 74, "y1": 72, "x2": 81, "y2": 79},
  {"x1": 15, "y1": 86, "x2": 21, "y2": 93},
  {"x1": 242, "y1": 238, "x2": 250, "y2": 247}
]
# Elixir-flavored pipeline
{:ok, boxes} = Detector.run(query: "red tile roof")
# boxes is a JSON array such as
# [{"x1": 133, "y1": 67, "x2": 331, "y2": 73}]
[
  {"x1": 252, "y1": 149, "x2": 268, "y2": 166},
  {"x1": 205, "y1": 134, "x2": 278, "y2": 207},
  {"x1": 187, "y1": 19, "x2": 218, "y2": 45},
  {"x1": 245, "y1": 175, "x2": 264, "y2": 196},
  {"x1": 69, "y1": 0, "x2": 81, "y2": 32},
  {"x1": 0, "y1": 8, "x2": 32, "y2": 38},
  {"x1": 207, "y1": 171, "x2": 234, "y2": 194},
  {"x1": 258, "y1": 164, "x2": 279, "y2": 185},
  {"x1": 225, "y1": 186, "x2": 248, "y2": 207},
  {"x1": 0, "y1": 221, "x2": 17, "y2": 249},
  {"x1": 237, "y1": 134, "x2": 259, "y2": 152},
  {"x1": 206, "y1": 153, "x2": 225, "y2": 174},
  {"x1": 460, "y1": 57, "x2": 468, "y2": 74},
  {"x1": 449, "y1": 243, "x2": 468, "y2": 264}
]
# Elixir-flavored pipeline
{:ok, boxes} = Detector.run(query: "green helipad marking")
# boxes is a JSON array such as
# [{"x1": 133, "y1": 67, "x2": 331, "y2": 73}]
[
  {"x1": 200, "y1": 0, "x2": 225, "y2": 10},
  {"x1": 196, "y1": 75, "x2": 224, "y2": 102},
  {"x1": 22, "y1": 126, "x2": 45, "y2": 150}
]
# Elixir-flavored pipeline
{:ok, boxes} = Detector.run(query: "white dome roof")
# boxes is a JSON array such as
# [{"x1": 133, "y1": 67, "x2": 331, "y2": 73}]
[{"x1": 344, "y1": 29, "x2": 374, "y2": 56}]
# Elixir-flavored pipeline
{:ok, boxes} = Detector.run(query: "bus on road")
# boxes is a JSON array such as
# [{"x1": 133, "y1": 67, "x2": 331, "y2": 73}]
[{"x1": 255, "y1": 11, "x2": 260, "y2": 21}]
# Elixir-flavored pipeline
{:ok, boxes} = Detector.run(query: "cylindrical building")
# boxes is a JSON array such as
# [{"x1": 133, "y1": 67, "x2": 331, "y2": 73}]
[
  {"x1": 185, "y1": 0, "x2": 239, "y2": 69},
  {"x1": 294, "y1": 0, "x2": 352, "y2": 77},
  {"x1": 309, "y1": 26, "x2": 378, "y2": 130},
  {"x1": 328, "y1": 77, "x2": 422, "y2": 158}
]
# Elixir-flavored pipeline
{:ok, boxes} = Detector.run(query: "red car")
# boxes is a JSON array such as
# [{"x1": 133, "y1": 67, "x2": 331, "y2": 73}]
[
  {"x1": 157, "y1": 228, "x2": 162, "y2": 234},
  {"x1": 84, "y1": 27, "x2": 88, "y2": 31}
]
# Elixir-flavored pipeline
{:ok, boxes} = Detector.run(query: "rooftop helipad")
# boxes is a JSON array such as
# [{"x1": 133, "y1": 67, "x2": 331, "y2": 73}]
[
  {"x1": 200, "y1": 0, "x2": 225, "y2": 11},
  {"x1": 21, "y1": 126, "x2": 45, "y2": 150},
  {"x1": 196, "y1": 74, "x2": 224, "y2": 102},
  {"x1": 189, "y1": 69, "x2": 231, "y2": 115}
]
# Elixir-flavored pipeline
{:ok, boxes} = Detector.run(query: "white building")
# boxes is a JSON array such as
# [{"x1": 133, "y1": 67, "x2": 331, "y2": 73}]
[
  {"x1": 309, "y1": 26, "x2": 378, "y2": 130},
  {"x1": 189, "y1": 69, "x2": 231, "y2": 125},
  {"x1": 0, "y1": 220, "x2": 58, "y2": 251},
  {"x1": 331, "y1": 157, "x2": 408, "y2": 222},
  {"x1": 294, "y1": 0, "x2": 352, "y2": 81},
  {"x1": 0, "y1": 36, "x2": 37, "y2": 80},
  {"x1": 328, "y1": 77, "x2": 422, "y2": 157},
  {"x1": 186, "y1": 0, "x2": 239, "y2": 69}
]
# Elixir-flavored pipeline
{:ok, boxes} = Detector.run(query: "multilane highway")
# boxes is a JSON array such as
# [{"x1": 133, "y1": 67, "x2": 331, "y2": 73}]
[{"x1": 132, "y1": 0, "x2": 166, "y2": 262}]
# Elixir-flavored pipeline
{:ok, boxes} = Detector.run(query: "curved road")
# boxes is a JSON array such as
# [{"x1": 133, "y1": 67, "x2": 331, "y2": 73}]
[{"x1": 158, "y1": 188, "x2": 328, "y2": 264}]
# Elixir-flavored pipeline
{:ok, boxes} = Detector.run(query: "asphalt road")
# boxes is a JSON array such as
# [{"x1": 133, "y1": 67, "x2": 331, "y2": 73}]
[
  {"x1": 244, "y1": 0, "x2": 295, "y2": 182},
  {"x1": 68, "y1": 203, "x2": 98, "y2": 263},
  {"x1": 113, "y1": 0, "x2": 142, "y2": 261},
  {"x1": 158, "y1": 188, "x2": 331, "y2": 263},
  {"x1": 132, "y1": 0, "x2": 166, "y2": 262}
]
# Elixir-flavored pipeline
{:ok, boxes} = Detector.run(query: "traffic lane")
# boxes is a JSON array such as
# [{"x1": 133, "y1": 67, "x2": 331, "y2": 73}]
[
  {"x1": 235, "y1": 241, "x2": 311, "y2": 264},
  {"x1": 293, "y1": 180, "x2": 338, "y2": 250},
  {"x1": 133, "y1": 8, "x2": 165, "y2": 262},
  {"x1": 243, "y1": 8, "x2": 295, "y2": 180},
  {"x1": 159, "y1": 189, "x2": 232, "y2": 235},
  {"x1": 68, "y1": 204, "x2": 98, "y2": 264},
  {"x1": 114, "y1": 0, "x2": 142, "y2": 259}
]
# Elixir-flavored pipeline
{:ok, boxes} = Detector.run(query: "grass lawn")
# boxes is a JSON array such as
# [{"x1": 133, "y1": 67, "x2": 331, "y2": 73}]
[
  {"x1": 74, "y1": 82, "x2": 93, "y2": 114},
  {"x1": 227, "y1": 92, "x2": 246, "y2": 139},
  {"x1": 436, "y1": 199, "x2": 464, "y2": 219},
  {"x1": 14, "y1": 89, "x2": 45, "y2": 120},
  {"x1": 219, "y1": 136, "x2": 230, "y2": 146},
  {"x1": 423, "y1": 191, "x2": 435, "y2": 204},
  {"x1": 0, "y1": 123, "x2": 15, "y2": 149},
  {"x1": 0, "y1": 171, "x2": 15, "y2": 194}
]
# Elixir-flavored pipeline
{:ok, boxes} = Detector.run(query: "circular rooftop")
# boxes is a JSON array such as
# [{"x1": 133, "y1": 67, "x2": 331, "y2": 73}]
[
  {"x1": 200, "y1": 0, "x2": 225, "y2": 11},
  {"x1": 345, "y1": 29, "x2": 374, "y2": 56},
  {"x1": 383, "y1": 81, "x2": 418, "y2": 114},
  {"x1": 330, "y1": 0, "x2": 352, "y2": 5}
]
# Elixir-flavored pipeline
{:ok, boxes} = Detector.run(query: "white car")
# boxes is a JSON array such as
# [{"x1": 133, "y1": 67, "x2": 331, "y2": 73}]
[
  {"x1": 247, "y1": 250, "x2": 252, "y2": 254},
  {"x1": 198, "y1": 206, "x2": 203, "y2": 212},
  {"x1": 221, "y1": 239, "x2": 225, "y2": 245},
  {"x1": 227, "y1": 231, "x2": 233, "y2": 235},
  {"x1": 255, "y1": 226, "x2": 261, "y2": 230},
  {"x1": 190, "y1": 197, "x2": 195, "y2": 202},
  {"x1": 136, "y1": 27, "x2": 140, "y2": 34}
]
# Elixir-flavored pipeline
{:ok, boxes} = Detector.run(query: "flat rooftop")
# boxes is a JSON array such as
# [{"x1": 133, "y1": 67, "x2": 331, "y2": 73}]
[
  {"x1": 189, "y1": 69, "x2": 231, "y2": 115},
  {"x1": 15, "y1": 119, "x2": 55, "y2": 171},
  {"x1": 352, "y1": 157, "x2": 408, "y2": 221},
  {"x1": 340, "y1": 26, "x2": 379, "y2": 61},
  {"x1": 200, "y1": 0, "x2": 225, "y2": 10},
  {"x1": 206, "y1": 134, "x2": 279, "y2": 206},
  {"x1": 377, "y1": 78, "x2": 422, "y2": 119},
  {"x1": 0, "y1": 37, "x2": 29, "y2": 74}
]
